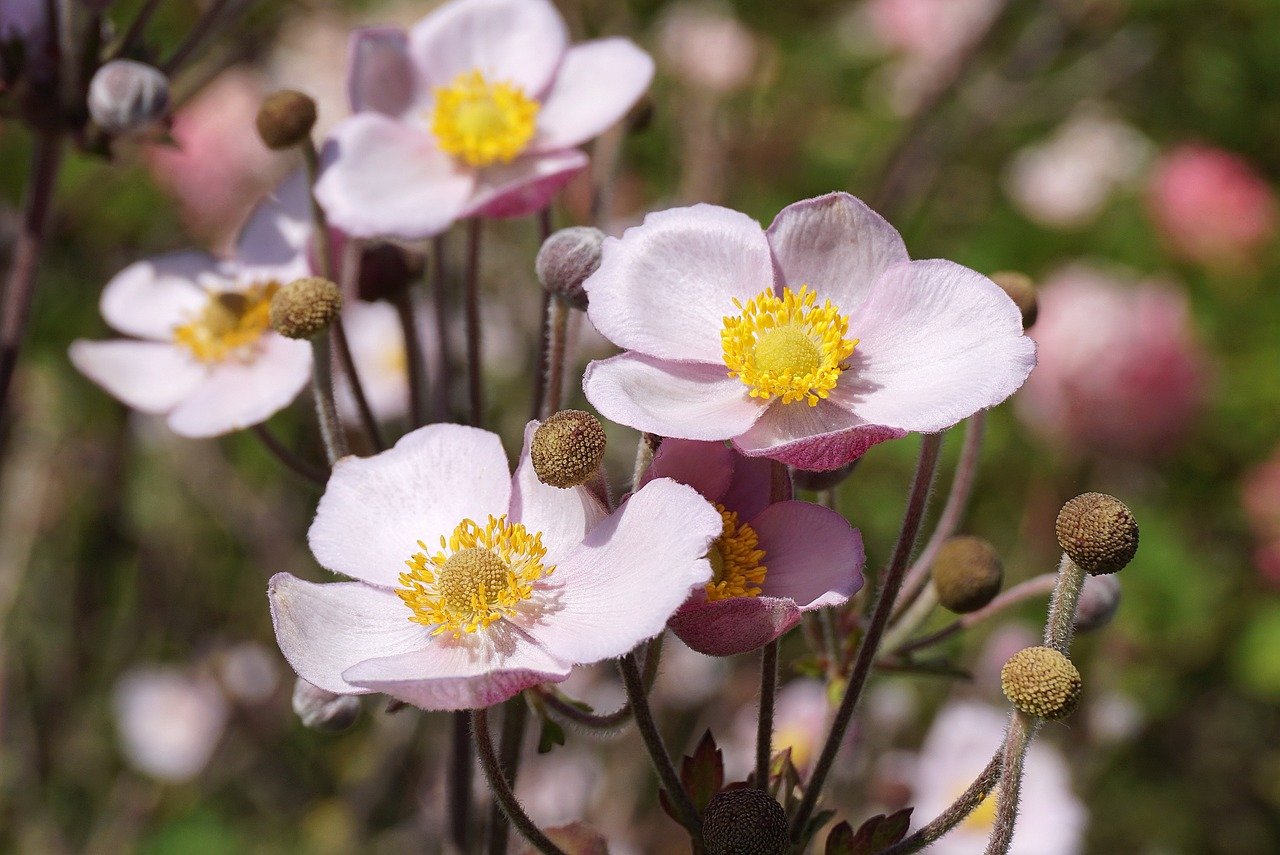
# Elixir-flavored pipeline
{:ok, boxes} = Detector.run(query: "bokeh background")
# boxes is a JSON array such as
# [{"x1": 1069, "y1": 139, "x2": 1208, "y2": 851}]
[{"x1": 2, "y1": 0, "x2": 1279, "y2": 852}]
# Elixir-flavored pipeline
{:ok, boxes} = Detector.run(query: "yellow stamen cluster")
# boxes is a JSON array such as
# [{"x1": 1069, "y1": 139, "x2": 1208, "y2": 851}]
[
  {"x1": 721, "y1": 286, "x2": 858, "y2": 407},
  {"x1": 397, "y1": 515, "x2": 551, "y2": 637},
  {"x1": 705, "y1": 505, "x2": 768, "y2": 601},
  {"x1": 173, "y1": 282, "x2": 278, "y2": 363},
  {"x1": 431, "y1": 69, "x2": 539, "y2": 167}
]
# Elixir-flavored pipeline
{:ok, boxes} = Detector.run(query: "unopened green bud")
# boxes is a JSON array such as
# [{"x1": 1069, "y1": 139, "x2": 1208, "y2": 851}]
[{"x1": 931, "y1": 535, "x2": 1004, "y2": 614}]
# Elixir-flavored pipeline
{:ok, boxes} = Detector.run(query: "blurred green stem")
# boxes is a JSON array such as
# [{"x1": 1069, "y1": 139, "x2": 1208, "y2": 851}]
[
  {"x1": 449, "y1": 711, "x2": 473, "y2": 852},
  {"x1": 251, "y1": 424, "x2": 325, "y2": 485}
]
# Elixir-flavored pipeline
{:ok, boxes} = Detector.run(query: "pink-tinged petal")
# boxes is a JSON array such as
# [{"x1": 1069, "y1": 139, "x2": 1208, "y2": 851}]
[
  {"x1": 640, "y1": 438, "x2": 733, "y2": 503},
  {"x1": 516, "y1": 478, "x2": 721, "y2": 665},
  {"x1": 69, "y1": 340, "x2": 205, "y2": 413},
  {"x1": 408, "y1": 0, "x2": 567, "y2": 95},
  {"x1": 347, "y1": 27, "x2": 419, "y2": 116},
  {"x1": 530, "y1": 39, "x2": 654, "y2": 152},
  {"x1": 100, "y1": 251, "x2": 229, "y2": 341},
  {"x1": 752, "y1": 501, "x2": 864, "y2": 609},
  {"x1": 462, "y1": 149, "x2": 588, "y2": 219},
  {"x1": 766, "y1": 192, "x2": 909, "y2": 316},
  {"x1": 668, "y1": 594, "x2": 801, "y2": 657},
  {"x1": 836, "y1": 259, "x2": 1036, "y2": 433},
  {"x1": 166, "y1": 335, "x2": 311, "y2": 437},
  {"x1": 315, "y1": 114, "x2": 474, "y2": 240},
  {"x1": 268, "y1": 574, "x2": 428, "y2": 695},
  {"x1": 584, "y1": 204, "x2": 773, "y2": 363},
  {"x1": 732, "y1": 399, "x2": 907, "y2": 470},
  {"x1": 510, "y1": 421, "x2": 608, "y2": 566},
  {"x1": 719, "y1": 452, "x2": 782, "y2": 522},
  {"x1": 308, "y1": 424, "x2": 511, "y2": 588},
  {"x1": 342, "y1": 622, "x2": 571, "y2": 710},
  {"x1": 234, "y1": 170, "x2": 311, "y2": 284},
  {"x1": 583, "y1": 352, "x2": 764, "y2": 441}
]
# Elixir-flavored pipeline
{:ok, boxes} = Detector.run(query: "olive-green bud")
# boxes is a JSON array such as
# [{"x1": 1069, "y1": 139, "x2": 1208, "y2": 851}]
[
  {"x1": 931, "y1": 535, "x2": 1004, "y2": 614},
  {"x1": 1000, "y1": 646, "x2": 1082, "y2": 720},
  {"x1": 256, "y1": 89, "x2": 318, "y2": 150},
  {"x1": 530, "y1": 410, "x2": 607, "y2": 488},
  {"x1": 270, "y1": 277, "x2": 342, "y2": 339},
  {"x1": 1055, "y1": 492, "x2": 1138, "y2": 576},
  {"x1": 291, "y1": 678, "x2": 360, "y2": 732},
  {"x1": 990, "y1": 271, "x2": 1038, "y2": 329},
  {"x1": 536, "y1": 226, "x2": 604, "y2": 311},
  {"x1": 701, "y1": 788, "x2": 789, "y2": 855}
]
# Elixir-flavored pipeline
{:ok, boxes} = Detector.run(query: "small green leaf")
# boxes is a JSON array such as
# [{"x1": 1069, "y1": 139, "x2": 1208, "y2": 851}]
[{"x1": 537, "y1": 717, "x2": 566, "y2": 754}]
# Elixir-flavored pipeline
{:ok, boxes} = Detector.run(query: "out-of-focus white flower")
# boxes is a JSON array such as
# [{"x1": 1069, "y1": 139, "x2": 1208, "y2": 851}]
[
  {"x1": 338, "y1": 299, "x2": 413, "y2": 424},
  {"x1": 87, "y1": 60, "x2": 170, "y2": 135},
  {"x1": 909, "y1": 701, "x2": 1086, "y2": 854},
  {"x1": 113, "y1": 667, "x2": 229, "y2": 783},
  {"x1": 1005, "y1": 110, "x2": 1153, "y2": 228},
  {"x1": 269, "y1": 12, "x2": 351, "y2": 139},
  {"x1": 216, "y1": 642, "x2": 281, "y2": 705},
  {"x1": 516, "y1": 747, "x2": 605, "y2": 827},
  {"x1": 657, "y1": 2, "x2": 758, "y2": 95},
  {"x1": 651, "y1": 635, "x2": 728, "y2": 708},
  {"x1": 1088, "y1": 692, "x2": 1143, "y2": 745}
]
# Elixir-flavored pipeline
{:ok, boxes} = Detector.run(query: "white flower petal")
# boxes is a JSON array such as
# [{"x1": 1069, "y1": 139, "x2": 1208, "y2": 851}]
[
  {"x1": 531, "y1": 39, "x2": 654, "y2": 152},
  {"x1": 100, "y1": 251, "x2": 230, "y2": 341},
  {"x1": 234, "y1": 170, "x2": 312, "y2": 284},
  {"x1": 347, "y1": 27, "x2": 421, "y2": 116},
  {"x1": 165, "y1": 334, "x2": 311, "y2": 437},
  {"x1": 510, "y1": 421, "x2": 608, "y2": 566},
  {"x1": 462, "y1": 149, "x2": 587, "y2": 220},
  {"x1": 69, "y1": 339, "x2": 206, "y2": 414}
]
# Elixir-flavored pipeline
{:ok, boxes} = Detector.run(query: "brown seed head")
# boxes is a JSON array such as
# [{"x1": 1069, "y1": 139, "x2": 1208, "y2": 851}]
[
  {"x1": 530, "y1": 410, "x2": 607, "y2": 488},
  {"x1": 270, "y1": 277, "x2": 342, "y2": 339},
  {"x1": 931, "y1": 535, "x2": 1004, "y2": 614},
  {"x1": 1055, "y1": 492, "x2": 1138, "y2": 575},
  {"x1": 1000, "y1": 646, "x2": 1082, "y2": 720},
  {"x1": 256, "y1": 90, "x2": 318, "y2": 150},
  {"x1": 990, "y1": 271, "x2": 1038, "y2": 329},
  {"x1": 702, "y1": 788, "x2": 789, "y2": 855}
]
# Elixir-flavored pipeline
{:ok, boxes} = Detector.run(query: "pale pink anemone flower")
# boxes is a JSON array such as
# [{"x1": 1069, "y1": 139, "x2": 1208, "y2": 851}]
[
  {"x1": 1015, "y1": 266, "x2": 1207, "y2": 459},
  {"x1": 113, "y1": 666, "x2": 229, "y2": 783},
  {"x1": 315, "y1": 0, "x2": 654, "y2": 240},
  {"x1": 69, "y1": 175, "x2": 313, "y2": 437},
  {"x1": 1146, "y1": 144, "x2": 1278, "y2": 266},
  {"x1": 642, "y1": 438, "x2": 864, "y2": 655},
  {"x1": 269, "y1": 423, "x2": 721, "y2": 711},
  {"x1": 582, "y1": 193, "x2": 1036, "y2": 471}
]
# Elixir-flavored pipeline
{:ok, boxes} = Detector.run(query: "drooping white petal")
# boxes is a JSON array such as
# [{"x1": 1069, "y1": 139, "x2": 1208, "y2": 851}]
[
  {"x1": 69, "y1": 339, "x2": 206, "y2": 414},
  {"x1": 531, "y1": 39, "x2": 654, "y2": 152}
]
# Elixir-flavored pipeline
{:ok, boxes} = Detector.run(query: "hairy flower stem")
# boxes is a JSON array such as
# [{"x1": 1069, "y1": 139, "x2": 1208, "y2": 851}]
[
  {"x1": 463, "y1": 220, "x2": 484, "y2": 427},
  {"x1": 449, "y1": 711, "x2": 474, "y2": 852},
  {"x1": 530, "y1": 207, "x2": 556, "y2": 421},
  {"x1": 309, "y1": 332, "x2": 348, "y2": 465},
  {"x1": 756, "y1": 639, "x2": 779, "y2": 790},
  {"x1": 485, "y1": 697, "x2": 530, "y2": 855},
  {"x1": 986, "y1": 712, "x2": 1033, "y2": 855},
  {"x1": 537, "y1": 298, "x2": 571, "y2": 421},
  {"x1": 895, "y1": 412, "x2": 986, "y2": 619},
  {"x1": 429, "y1": 235, "x2": 454, "y2": 422},
  {"x1": 1043, "y1": 554, "x2": 1086, "y2": 654},
  {"x1": 619, "y1": 651, "x2": 702, "y2": 837},
  {"x1": 472, "y1": 708, "x2": 567, "y2": 855},
  {"x1": 251, "y1": 424, "x2": 326, "y2": 486},
  {"x1": 392, "y1": 287, "x2": 429, "y2": 427},
  {"x1": 0, "y1": 132, "x2": 63, "y2": 430},
  {"x1": 789, "y1": 432, "x2": 944, "y2": 843},
  {"x1": 880, "y1": 752, "x2": 1003, "y2": 855}
]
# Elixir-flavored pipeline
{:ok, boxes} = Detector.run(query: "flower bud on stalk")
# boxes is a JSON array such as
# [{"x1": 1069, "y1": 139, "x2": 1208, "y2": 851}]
[
  {"x1": 531, "y1": 410, "x2": 607, "y2": 488},
  {"x1": 1000, "y1": 646, "x2": 1082, "y2": 720},
  {"x1": 256, "y1": 89, "x2": 317, "y2": 150},
  {"x1": 270, "y1": 277, "x2": 342, "y2": 340},
  {"x1": 291, "y1": 678, "x2": 360, "y2": 732},
  {"x1": 536, "y1": 226, "x2": 605, "y2": 311},
  {"x1": 87, "y1": 60, "x2": 169, "y2": 135},
  {"x1": 1073, "y1": 574, "x2": 1121, "y2": 632},
  {"x1": 701, "y1": 788, "x2": 789, "y2": 855},
  {"x1": 1056, "y1": 492, "x2": 1139, "y2": 576},
  {"x1": 931, "y1": 535, "x2": 1004, "y2": 614},
  {"x1": 990, "y1": 271, "x2": 1038, "y2": 329}
]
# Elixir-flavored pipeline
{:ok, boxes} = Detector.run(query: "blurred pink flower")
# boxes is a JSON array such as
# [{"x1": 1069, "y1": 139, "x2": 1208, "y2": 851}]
[
  {"x1": 1242, "y1": 444, "x2": 1280, "y2": 587},
  {"x1": 316, "y1": 0, "x2": 653, "y2": 239},
  {"x1": 583, "y1": 193, "x2": 1035, "y2": 470},
  {"x1": 146, "y1": 69, "x2": 283, "y2": 249},
  {"x1": 645, "y1": 438, "x2": 864, "y2": 656},
  {"x1": 113, "y1": 666, "x2": 228, "y2": 783},
  {"x1": 1015, "y1": 266, "x2": 1208, "y2": 458},
  {"x1": 270, "y1": 423, "x2": 720, "y2": 711},
  {"x1": 657, "y1": 2, "x2": 758, "y2": 95},
  {"x1": 1146, "y1": 145, "x2": 1277, "y2": 266}
]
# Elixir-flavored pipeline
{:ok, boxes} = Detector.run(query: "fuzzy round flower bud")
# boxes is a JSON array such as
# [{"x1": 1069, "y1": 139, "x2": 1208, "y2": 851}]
[
  {"x1": 701, "y1": 788, "x2": 789, "y2": 855},
  {"x1": 256, "y1": 89, "x2": 317, "y2": 150},
  {"x1": 270, "y1": 277, "x2": 342, "y2": 339},
  {"x1": 1000, "y1": 646, "x2": 1082, "y2": 720},
  {"x1": 931, "y1": 535, "x2": 1004, "y2": 614},
  {"x1": 990, "y1": 270, "x2": 1038, "y2": 329},
  {"x1": 536, "y1": 226, "x2": 604, "y2": 311},
  {"x1": 291, "y1": 678, "x2": 360, "y2": 732},
  {"x1": 88, "y1": 59, "x2": 170, "y2": 134},
  {"x1": 531, "y1": 410, "x2": 607, "y2": 488},
  {"x1": 1073, "y1": 574, "x2": 1121, "y2": 632},
  {"x1": 1055, "y1": 492, "x2": 1138, "y2": 575}
]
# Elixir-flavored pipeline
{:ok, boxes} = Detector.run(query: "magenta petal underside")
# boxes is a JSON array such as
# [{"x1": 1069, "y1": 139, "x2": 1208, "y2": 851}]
[{"x1": 667, "y1": 594, "x2": 801, "y2": 657}]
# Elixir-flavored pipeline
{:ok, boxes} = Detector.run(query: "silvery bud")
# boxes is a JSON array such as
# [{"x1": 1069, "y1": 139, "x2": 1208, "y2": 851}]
[
  {"x1": 536, "y1": 226, "x2": 604, "y2": 311},
  {"x1": 1073, "y1": 574, "x2": 1121, "y2": 632},
  {"x1": 88, "y1": 60, "x2": 170, "y2": 134},
  {"x1": 291, "y1": 678, "x2": 360, "y2": 732}
]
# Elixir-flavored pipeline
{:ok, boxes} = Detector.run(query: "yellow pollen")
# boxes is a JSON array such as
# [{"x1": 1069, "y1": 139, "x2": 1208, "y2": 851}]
[
  {"x1": 397, "y1": 515, "x2": 552, "y2": 637},
  {"x1": 431, "y1": 69, "x2": 539, "y2": 167},
  {"x1": 704, "y1": 505, "x2": 768, "y2": 601},
  {"x1": 721, "y1": 285, "x2": 858, "y2": 407},
  {"x1": 173, "y1": 283, "x2": 278, "y2": 363}
]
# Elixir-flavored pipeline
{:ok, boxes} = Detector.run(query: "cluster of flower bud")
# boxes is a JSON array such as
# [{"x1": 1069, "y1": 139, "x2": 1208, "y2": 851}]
[{"x1": 531, "y1": 410, "x2": 607, "y2": 488}]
